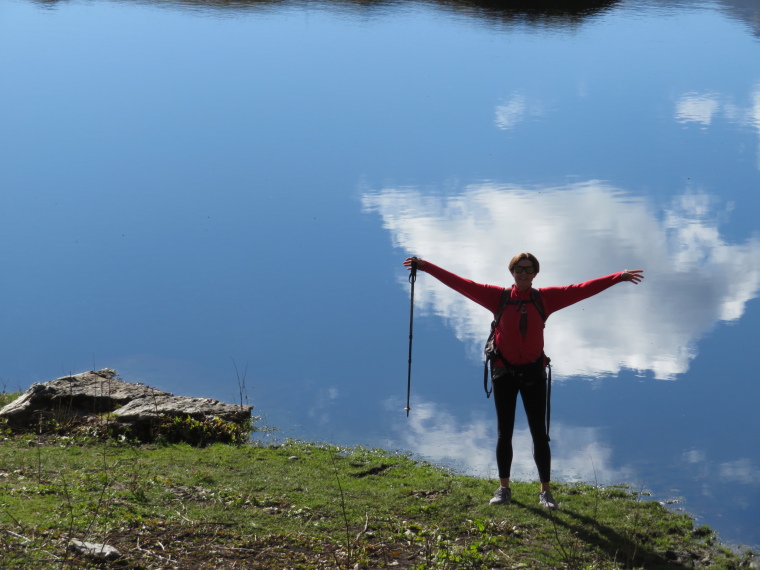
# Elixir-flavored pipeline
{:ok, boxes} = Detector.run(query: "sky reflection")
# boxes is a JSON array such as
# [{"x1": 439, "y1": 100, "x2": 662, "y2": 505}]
[
  {"x1": 363, "y1": 181, "x2": 760, "y2": 380},
  {"x1": 3, "y1": 0, "x2": 760, "y2": 549},
  {"x1": 675, "y1": 84, "x2": 760, "y2": 168},
  {"x1": 494, "y1": 93, "x2": 546, "y2": 131},
  {"x1": 382, "y1": 395, "x2": 633, "y2": 486}
]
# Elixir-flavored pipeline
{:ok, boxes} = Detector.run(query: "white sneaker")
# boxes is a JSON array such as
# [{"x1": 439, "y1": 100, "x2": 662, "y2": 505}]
[
  {"x1": 489, "y1": 486, "x2": 512, "y2": 505},
  {"x1": 539, "y1": 490, "x2": 557, "y2": 510}
]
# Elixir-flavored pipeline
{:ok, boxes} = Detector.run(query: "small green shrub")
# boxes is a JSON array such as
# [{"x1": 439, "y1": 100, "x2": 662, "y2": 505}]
[{"x1": 153, "y1": 414, "x2": 252, "y2": 446}]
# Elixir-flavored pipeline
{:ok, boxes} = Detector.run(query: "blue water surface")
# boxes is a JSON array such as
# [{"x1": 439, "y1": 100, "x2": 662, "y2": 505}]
[{"x1": 1, "y1": 0, "x2": 759, "y2": 549}]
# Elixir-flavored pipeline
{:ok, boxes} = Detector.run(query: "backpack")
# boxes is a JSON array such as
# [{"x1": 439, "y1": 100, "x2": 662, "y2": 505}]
[{"x1": 483, "y1": 287, "x2": 547, "y2": 398}]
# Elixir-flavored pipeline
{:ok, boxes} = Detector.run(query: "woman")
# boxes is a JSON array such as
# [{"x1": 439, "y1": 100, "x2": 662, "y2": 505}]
[{"x1": 403, "y1": 254, "x2": 644, "y2": 509}]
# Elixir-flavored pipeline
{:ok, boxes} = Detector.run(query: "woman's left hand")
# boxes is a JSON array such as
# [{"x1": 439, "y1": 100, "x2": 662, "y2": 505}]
[{"x1": 621, "y1": 269, "x2": 644, "y2": 284}]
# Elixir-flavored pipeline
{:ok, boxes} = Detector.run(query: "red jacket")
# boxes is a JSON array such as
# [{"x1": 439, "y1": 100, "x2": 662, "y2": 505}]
[{"x1": 421, "y1": 262, "x2": 625, "y2": 365}]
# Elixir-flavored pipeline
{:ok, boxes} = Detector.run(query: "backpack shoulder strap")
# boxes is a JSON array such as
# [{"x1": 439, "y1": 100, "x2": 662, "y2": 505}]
[
  {"x1": 492, "y1": 287, "x2": 513, "y2": 328},
  {"x1": 530, "y1": 288, "x2": 546, "y2": 322},
  {"x1": 483, "y1": 287, "x2": 511, "y2": 398}
]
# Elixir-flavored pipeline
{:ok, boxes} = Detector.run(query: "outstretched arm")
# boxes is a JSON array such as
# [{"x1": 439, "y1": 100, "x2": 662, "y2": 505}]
[
  {"x1": 539, "y1": 269, "x2": 645, "y2": 316},
  {"x1": 401, "y1": 257, "x2": 503, "y2": 312}
]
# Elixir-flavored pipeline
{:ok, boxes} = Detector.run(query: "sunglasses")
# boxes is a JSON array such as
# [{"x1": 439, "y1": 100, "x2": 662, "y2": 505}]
[{"x1": 513, "y1": 265, "x2": 536, "y2": 275}]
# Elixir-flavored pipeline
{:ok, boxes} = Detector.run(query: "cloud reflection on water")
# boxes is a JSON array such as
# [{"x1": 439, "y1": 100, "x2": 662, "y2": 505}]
[
  {"x1": 683, "y1": 448, "x2": 760, "y2": 487},
  {"x1": 382, "y1": 395, "x2": 633, "y2": 484},
  {"x1": 363, "y1": 181, "x2": 760, "y2": 380},
  {"x1": 675, "y1": 85, "x2": 760, "y2": 168},
  {"x1": 494, "y1": 93, "x2": 547, "y2": 130}
]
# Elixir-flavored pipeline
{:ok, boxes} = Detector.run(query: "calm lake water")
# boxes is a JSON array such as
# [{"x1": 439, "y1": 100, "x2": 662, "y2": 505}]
[{"x1": 2, "y1": 0, "x2": 759, "y2": 549}]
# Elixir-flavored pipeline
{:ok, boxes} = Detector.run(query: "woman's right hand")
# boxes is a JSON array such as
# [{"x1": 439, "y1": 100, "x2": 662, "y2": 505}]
[{"x1": 403, "y1": 257, "x2": 426, "y2": 270}]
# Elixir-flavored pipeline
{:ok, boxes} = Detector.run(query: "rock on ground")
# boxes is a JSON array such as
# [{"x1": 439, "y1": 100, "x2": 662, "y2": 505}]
[
  {"x1": 69, "y1": 539, "x2": 122, "y2": 561},
  {"x1": 0, "y1": 369, "x2": 253, "y2": 431}
]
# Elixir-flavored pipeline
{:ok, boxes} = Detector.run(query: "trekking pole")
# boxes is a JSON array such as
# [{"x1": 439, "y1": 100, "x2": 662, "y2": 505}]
[{"x1": 405, "y1": 258, "x2": 418, "y2": 417}]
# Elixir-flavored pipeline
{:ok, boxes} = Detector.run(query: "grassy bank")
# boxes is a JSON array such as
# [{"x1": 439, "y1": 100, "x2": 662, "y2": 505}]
[
  {"x1": 0, "y1": 434, "x2": 757, "y2": 569},
  {"x1": 1, "y1": 388, "x2": 757, "y2": 569}
]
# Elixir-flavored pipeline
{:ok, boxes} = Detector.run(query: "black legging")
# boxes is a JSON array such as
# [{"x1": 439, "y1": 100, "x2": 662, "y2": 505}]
[{"x1": 492, "y1": 363, "x2": 551, "y2": 482}]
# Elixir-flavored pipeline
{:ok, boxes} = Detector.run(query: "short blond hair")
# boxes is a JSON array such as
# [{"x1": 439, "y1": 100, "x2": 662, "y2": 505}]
[{"x1": 508, "y1": 253, "x2": 540, "y2": 274}]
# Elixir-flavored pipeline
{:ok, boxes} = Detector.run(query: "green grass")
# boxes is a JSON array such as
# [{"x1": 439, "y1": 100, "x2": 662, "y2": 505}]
[
  {"x1": 0, "y1": 430, "x2": 756, "y2": 569},
  {"x1": 0, "y1": 391, "x2": 17, "y2": 409}
]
